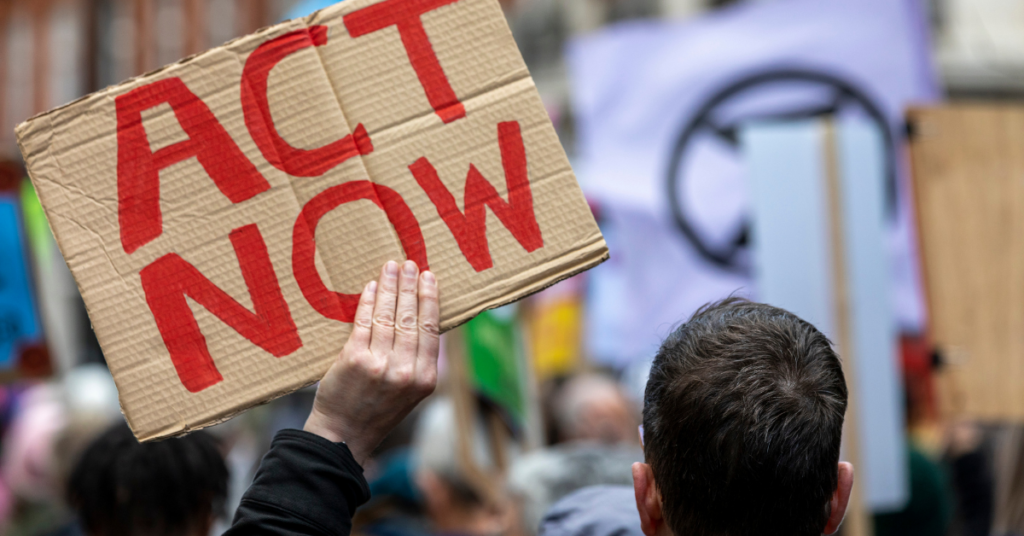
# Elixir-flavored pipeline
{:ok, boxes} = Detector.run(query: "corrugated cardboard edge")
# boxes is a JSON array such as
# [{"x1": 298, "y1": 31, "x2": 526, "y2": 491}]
[
  {"x1": 134, "y1": 379, "x2": 322, "y2": 441},
  {"x1": 442, "y1": 237, "x2": 608, "y2": 331},
  {"x1": 136, "y1": 240, "x2": 608, "y2": 441}
]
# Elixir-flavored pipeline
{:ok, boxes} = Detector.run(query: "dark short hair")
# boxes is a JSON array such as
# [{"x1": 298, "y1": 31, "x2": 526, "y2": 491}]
[
  {"x1": 642, "y1": 298, "x2": 847, "y2": 536},
  {"x1": 67, "y1": 422, "x2": 229, "y2": 536}
]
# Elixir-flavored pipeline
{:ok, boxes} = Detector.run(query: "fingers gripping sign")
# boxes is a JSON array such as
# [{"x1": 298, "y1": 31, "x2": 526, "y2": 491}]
[{"x1": 304, "y1": 261, "x2": 441, "y2": 464}]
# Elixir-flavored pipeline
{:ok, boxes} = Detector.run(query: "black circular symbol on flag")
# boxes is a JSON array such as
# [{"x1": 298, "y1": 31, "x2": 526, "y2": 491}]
[{"x1": 665, "y1": 68, "x2": 897, "y2": 272}]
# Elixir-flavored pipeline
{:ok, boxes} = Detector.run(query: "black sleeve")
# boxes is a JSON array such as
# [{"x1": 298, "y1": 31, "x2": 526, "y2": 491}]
[{"x1": 225, "y1": 429, "x2": 371, "y2": 536}]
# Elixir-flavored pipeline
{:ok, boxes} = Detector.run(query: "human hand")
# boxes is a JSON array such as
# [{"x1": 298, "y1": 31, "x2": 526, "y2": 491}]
[{"x1": 304, "y1": 260, "x2": 440, "y2": 465}]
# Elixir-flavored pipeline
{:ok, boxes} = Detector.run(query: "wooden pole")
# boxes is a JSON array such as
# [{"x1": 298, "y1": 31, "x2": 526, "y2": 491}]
[
  {"x1": 823, "y1": 119, "x2": 872, "y2": 536},
  {"x1": 31, "y1": 0, "x2": 53, "y2": 115},
  {"x1": 134, "y1": 0, "x2": 154, "y2": 75},
  {"x1": 83, "y1": 0, "x2": 102, "y2": 93},
  {"x1": 445, "y1": 330, "x2": 505, "y2": 508},
  {"x1": 183, "y1": 0, "x2": 205, "y2": 56}
]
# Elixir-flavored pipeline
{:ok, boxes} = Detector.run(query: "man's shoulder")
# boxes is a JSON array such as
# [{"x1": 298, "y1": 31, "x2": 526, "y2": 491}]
[{"x1": 538, "y1": 485, "x2": 642, "y2": 536}]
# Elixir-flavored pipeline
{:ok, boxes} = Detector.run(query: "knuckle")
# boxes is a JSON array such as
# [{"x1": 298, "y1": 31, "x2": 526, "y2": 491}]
[
  {"x1": 354, "y1": 315, "x2": 373, "y2": 330},
  {"x1": 389, "y1": 367, "x2": 415, "y2": 388},
  {"x1": 373, "y1": 314, "x2": 395, "y2": 328},
  {"x1": 365, "y1": 361, "x2": 387, "y2": 380},
  {"x1": 417, "y1": 374, "x2": 437, "y2": 395},
  {"x1": 419, "y1": 320, "x2": 440, "y2": 336},
  {"x1": 346, "y1": 352, "x2": 370, "y2": 373},
  {"x1": 397, "y1": 313, "x2": 418, "y2": 331}
]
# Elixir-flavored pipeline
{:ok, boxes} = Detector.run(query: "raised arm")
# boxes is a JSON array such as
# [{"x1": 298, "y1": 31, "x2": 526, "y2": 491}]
[{"x1": 226, "y1": 260, "x2": 440, "y2": 535}]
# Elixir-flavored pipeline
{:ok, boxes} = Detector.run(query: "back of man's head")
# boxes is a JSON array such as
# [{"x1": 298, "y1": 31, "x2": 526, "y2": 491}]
[
  {"x1": 642, "y1": 298, "x2": 848, "y2": 536},
  {"x1": 67, "y1": 422, "x2": 228, "y2": 536}
]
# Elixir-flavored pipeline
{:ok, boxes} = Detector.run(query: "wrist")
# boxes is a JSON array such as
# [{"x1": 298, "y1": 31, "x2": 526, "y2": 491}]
[
  {"x1": 303, "y1": 409, "x2": 374, "y2": 464},
  {"x1": 303, "y1": 408, "x2": 346, "y2": 444}
]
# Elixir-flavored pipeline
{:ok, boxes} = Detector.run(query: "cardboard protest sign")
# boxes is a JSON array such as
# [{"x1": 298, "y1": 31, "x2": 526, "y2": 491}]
[
  {"x1": 15, "y1": 0, "x2": 607, "y2": 441},
  {"x1": 908, "y1": 105, "x2": 1024, "y2": 422}
]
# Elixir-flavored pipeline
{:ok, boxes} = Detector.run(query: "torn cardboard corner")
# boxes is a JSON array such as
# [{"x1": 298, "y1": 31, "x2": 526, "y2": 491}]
[{"x1": 15, "y1": 0, "x2": 607, "y2": 441}]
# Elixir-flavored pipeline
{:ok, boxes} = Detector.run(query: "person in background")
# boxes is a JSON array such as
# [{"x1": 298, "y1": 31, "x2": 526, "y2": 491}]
[
  {"x1": 538, "y1": 486, "x2": 643, "y2": 536},
  {"x1": 63, "y1": 422, "x2": 228, "y2": 536},
  {"x1": 346, "y1": 410, "x2": 426, "y2": 536},
  {"x1": 872, "y1": 442, "x2": 953, "y2": 536},
  {"x1": 550, "y1": 373, "x2": 637, "y2": 445},
  {"x1": 350, "y1": 395, "x2": 515, "y2": 536},
  {"x1": 872, "y1": 382, "x2": 953, "y2": 536},
  {"x1": 2, "y1": 385, "x2": 66, "y2": 536},
  {"x1": 508, "y1": 373, "x2": 642, "y2": 535},
  {"x1": 412, "y1": 397, "x2": 511, "y2": 536},
  {"x1": 946, "y1": 421, "x2": 995, "y2": 536},
  {"x1": 6, "y1": 365, "x2": 132, "y2": 536}
]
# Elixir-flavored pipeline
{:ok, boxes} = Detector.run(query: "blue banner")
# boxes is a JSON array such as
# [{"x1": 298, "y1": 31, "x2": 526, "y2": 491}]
[{"x1": 0, "y1": 196, "x2": 42, "y2": 370}]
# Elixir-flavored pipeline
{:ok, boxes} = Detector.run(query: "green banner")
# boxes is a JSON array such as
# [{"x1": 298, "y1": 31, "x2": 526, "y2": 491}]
[{"x1": 463, "y1": 305, "x2": 525, "y2": 428}]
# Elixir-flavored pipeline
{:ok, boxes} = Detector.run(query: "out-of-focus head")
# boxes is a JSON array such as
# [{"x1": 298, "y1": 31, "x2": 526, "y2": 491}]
[
  {"x1": 414, "y1": 397, "x2": 491, "y2": 506},
  {"x1": 1, "y1": 384, "x2": 65, "y2": 503},
  {"x1": 67, "y1": 422, "x2": 228, "y2": 536},
  {"x1": 508, "y1": 442, "x2": 641, "y2": 535},
  {"x1": 638, "y1": 298, "x2": 850, "y2": 536},
  {"x1": 412, "y1": 397, "x2": 511, "y2": 535},
  {"x1": 552, "y1": 373, "x2": 636, "y2": 445}
]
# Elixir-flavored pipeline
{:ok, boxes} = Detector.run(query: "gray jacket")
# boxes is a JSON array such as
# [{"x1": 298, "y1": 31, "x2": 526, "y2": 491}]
[{"x1": 538, "y1": 486, "x2": 644, "y2": 536}]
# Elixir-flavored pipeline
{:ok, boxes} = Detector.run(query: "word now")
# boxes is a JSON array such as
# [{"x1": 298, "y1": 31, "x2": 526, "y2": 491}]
[{"x1": 118, "y1": 4, "x2": 543, "y2": 392}]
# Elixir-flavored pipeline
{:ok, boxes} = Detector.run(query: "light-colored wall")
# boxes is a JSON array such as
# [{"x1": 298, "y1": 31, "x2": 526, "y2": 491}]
[{"x1": 936, "y1": 0, "x2": 1024, "y2": 92}]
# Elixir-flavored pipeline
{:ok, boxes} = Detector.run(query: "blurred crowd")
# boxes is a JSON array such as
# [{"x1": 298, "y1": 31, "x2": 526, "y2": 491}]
[{"x1": 0, "y1": 347, "x2": 1022, "y2": 536}]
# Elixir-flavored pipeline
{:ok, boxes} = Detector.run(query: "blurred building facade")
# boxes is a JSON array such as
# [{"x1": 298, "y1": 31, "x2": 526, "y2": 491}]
[
  {"x1": 4, "y1": 0, "x2": 1021, "y2": 160},
  {"x1": 0, "y1": 0, "x2": 293, "y2": 161}
]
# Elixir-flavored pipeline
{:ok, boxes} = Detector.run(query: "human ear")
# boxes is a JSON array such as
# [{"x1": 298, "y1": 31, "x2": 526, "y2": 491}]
[
  {"x1": 823, "y1": 462, "x2": 855, "y2": 535},
  {"x1": 632, "y1": 462, "x2": 664, "y2": 536}
]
